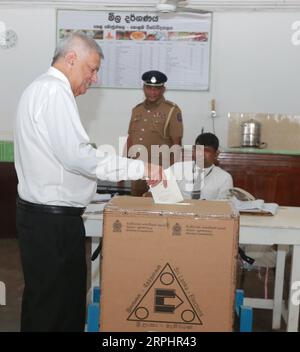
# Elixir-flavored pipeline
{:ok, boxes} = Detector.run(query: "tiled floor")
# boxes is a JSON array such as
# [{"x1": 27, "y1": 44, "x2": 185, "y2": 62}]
[
  {"x1": 0, "y1": 238, "x2": 294, "y2": 332},
  {"x1": 0, "y1": 238, "x2": 91, "y2": 332}
]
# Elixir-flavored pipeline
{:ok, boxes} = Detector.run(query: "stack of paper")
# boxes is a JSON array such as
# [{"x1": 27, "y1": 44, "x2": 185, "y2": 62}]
[
  {"x1": 91, "y1": 193, "x2": 111, "y2": 203},
  {"x1": 85, "y1": 193, "x2": 112, "y2": 215},
  {"x1": 230, "y1": 196, "x2": 278, "y2": 215}
]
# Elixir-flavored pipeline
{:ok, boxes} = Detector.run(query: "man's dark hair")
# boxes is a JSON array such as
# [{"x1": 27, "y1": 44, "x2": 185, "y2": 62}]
[{"x1": 195, "y1": 132, "x2": 219, "y2": 151}]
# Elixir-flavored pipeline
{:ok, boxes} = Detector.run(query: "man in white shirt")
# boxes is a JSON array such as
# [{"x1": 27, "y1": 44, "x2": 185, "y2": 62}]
[
  {"x1": 171, "y1": 133, "x2": 233, "y2": 200},
  {"x1": 14, "y1": 32, "x2": 165, "y2": 332},
  {"x1": 171, "y1": 134, "x2": 256, "y2": 274}
]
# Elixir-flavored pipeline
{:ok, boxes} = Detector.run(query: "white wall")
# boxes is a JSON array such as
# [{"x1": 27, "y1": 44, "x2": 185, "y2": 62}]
[
  {"x1": 1, "y1": 6, "x2": 300, "y2": 149},
  {"x1": 0, "y1": 8, "x2": 56, "y2": 140}
]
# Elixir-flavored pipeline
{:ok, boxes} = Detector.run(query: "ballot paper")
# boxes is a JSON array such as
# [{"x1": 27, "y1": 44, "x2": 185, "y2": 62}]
[
  {"x1": 230, "y1": 196, "x2": 279, "y2": 216},
  {"x1": 150, "y1": 167, "x2": 184, "y2": 204}
]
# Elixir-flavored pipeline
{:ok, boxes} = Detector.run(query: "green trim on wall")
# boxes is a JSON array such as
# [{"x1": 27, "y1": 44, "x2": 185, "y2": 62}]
[{"x1": 0, "y1": 141, "x2": 14, "y2": 162}]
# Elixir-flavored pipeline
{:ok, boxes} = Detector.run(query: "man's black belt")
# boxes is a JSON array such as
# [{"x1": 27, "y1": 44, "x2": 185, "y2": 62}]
[{"x1": 16, "y1": 196, "x2": 86, "y2": 216}]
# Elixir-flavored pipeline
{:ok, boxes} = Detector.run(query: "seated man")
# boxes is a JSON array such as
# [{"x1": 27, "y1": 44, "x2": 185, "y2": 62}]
[
  {"x1": 171, "y1": 135, "x2": 269, "y2": 281},
  {"x1": 171, "y1": 132, "x2": 233, "y2": 200}
]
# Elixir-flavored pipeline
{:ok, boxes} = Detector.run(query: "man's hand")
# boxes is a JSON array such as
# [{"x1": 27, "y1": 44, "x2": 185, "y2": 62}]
[{"x1": 143, "y1": 163, "x2": 167, "y2": 188}]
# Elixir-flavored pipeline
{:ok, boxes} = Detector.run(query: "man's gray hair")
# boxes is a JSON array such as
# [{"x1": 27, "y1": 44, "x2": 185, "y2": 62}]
[{"x1": 52, "y1": 30, "x2": 104, "y2": 65}]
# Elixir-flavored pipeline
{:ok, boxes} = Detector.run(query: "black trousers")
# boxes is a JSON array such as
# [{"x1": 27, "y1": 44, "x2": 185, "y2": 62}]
[{"x1": 16, "y1": 203, "x2": 87, "y2": 332}]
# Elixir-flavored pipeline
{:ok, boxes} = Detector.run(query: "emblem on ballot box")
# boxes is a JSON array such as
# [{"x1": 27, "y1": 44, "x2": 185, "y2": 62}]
[
  {"x1": 113, "y1": 219, "x2": 122, "y2": 233},
  {"x1": 172, "y1": 223, "x2": 182, "y2": 236}
]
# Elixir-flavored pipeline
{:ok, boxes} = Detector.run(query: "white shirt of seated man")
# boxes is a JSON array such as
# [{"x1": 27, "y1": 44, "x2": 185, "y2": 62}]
[
  {"x1": 171, "y1": 160, "x2": 233, "y2": 200},
  {"x1": 170, "y1": 143, "x2": 233, "y2": 200}
]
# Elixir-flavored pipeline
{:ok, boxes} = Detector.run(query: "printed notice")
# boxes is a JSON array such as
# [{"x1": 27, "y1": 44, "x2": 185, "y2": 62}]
[{"x1": 57, "y1": 10, "x2": 212, "y2": 90}]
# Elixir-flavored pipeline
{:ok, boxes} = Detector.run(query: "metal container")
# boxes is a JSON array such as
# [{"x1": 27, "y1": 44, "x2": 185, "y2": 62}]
[{"x1": 241, "y1": 119, "x2": 262, "y2": 148}]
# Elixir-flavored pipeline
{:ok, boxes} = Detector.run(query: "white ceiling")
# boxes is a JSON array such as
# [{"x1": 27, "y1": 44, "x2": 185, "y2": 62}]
[{"x1": 0, "y1": 0, "x2": 300, "y2": 10}]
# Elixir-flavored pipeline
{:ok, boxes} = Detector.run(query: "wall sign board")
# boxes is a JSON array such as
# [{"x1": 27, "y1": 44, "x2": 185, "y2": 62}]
[{"x1": 57, "y1": 10, "x2": 212, "y2": 90}]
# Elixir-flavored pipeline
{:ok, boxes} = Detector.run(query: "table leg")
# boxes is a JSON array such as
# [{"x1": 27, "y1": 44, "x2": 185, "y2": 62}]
[
  {"x1": 272, "y1": 245, "x2": 288, "y2": 330},
  {"x1": 287, "y1": 245, "x2": 300, "y2": 332},
  {"x1": 0, "y1": 281, "x2": 6, "y2": 306},
  {"x1": 91, "y1": 237, "x2": 101, "y2": 292}
]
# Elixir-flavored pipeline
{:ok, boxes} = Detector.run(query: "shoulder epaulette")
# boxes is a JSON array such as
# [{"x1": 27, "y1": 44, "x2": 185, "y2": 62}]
[
  {"x1": 133, "y1": 102, "x2": 144, "y2": 109},
  {"x1": 165, "y1": 100, "x2": 178, "y2": 108}
]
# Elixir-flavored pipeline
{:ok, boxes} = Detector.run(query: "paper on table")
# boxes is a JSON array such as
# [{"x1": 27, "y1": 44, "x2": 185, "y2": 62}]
[
  {"x1": 87, "y1": 193, "x2": 111, "y2": 214},
  {"x1": 230, "y1": 196, "x2": 279, "y2": 215},
  {"x1": 91, "y1": 193, "x2": 111, "y2": 203},
  {"x1": 84, "y1": 202, "x2": 107, "y2": 215},
  {"x1": 150, "y1": 167, "x2": 184, "y2": 204}
]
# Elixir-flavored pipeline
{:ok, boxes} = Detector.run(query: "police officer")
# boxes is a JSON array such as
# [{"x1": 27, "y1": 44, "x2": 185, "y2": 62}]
[{"x1": 127, "y1": 70, "x2": 183, "y2": 196}]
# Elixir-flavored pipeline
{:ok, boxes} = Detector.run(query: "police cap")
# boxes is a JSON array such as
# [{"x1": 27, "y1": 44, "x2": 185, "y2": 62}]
[{"x1": 142, "y1": 70, "x2": 167, "y2": 87}]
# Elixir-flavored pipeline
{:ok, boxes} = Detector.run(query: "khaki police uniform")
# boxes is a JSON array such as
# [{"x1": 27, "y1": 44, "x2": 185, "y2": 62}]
[{"x1": 128, "y1": 96, "x2": 183, "y2": 196}]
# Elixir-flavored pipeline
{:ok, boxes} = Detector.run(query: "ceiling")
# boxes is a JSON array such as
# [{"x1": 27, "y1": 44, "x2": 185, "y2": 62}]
[{"x1": 0, "y1": 0, "x2": 300, "y2": 11}]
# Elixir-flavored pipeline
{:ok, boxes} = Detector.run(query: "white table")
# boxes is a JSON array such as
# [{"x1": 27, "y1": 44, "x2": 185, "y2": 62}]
[
  {"x1": 239, "y1": 206, "x2": 300, "y2": 332},
  {"x1": 83, "y1": 205, "x2": 300, "y2": 332}
]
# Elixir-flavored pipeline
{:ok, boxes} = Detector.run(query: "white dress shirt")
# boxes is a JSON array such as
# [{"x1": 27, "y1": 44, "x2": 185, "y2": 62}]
[
  {"x1": 170, "y1": 160, "x2": 233, "y2": 200},
  {"x1": 14, "y1": 67, "x2": 144, "y2": 207}
]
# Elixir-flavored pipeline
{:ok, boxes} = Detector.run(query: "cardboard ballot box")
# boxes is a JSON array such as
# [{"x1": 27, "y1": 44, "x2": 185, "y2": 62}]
[{"x1": 100, "y1": 196, "x2": 239, "y2": 332}]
